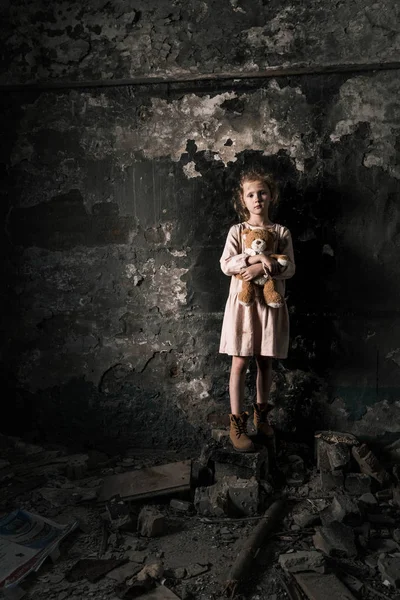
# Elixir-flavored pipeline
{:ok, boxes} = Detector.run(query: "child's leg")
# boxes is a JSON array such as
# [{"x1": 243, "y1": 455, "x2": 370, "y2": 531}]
[
  {"x1": 229, "y1": 356, "x2": 249, "y2": 415},
  {"x1": 255, "y1": 355, "x2": 273, "y2": 404}
]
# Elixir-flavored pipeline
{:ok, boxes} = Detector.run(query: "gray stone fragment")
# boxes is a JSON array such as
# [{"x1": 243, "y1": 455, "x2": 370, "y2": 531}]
[
  {"x1": 227, "y1": 476, "x2": 259, "y2": 516},
  {"x1": 293, "y1": 510, "x2": 320, "y2": 528},
  {"x1": 345, "y1": 473, "x2": 371, "y2": 495},
  {"x1": 393, "y1": 529, "x2": 400, "y2": 544},
  {"x1": 378, "y1": 554, "x2": 400, "y2": 587},
  {"x1": 185, "y1": 563, "x2": 209, "y2": 578},
  {"x1": 194, "y1": 476, "x2": 259, "y2": 517},
  {"x1": 358, "y1": 493, "x2": 378, "y2": 510},
  {"x1": 137, "y1": 507, "x2": 165, "y2": 537},
  {"x1": 279, "y1": 550, "x2": 325, "y2": 573},
  {"x1": 212, "y1": 447, "x2": 268, "y2": 480},
  {"x1": 320, "y1": 493, "x2": 360, "y2": 526},
  {"x1": 369, "y1": 538, "x2": 399, "y2": 553},
  {"x1": 169, "y1": 499, "x2": 194, "y2": 513},
  {"x1": 320, "y1": 469, "x2": 344, "y2": 491},
  {"x1": 194, "y1": 479, "x2": 230, "y2": 517},
  {"x1": 313, "y1": 522, "x2": 357, "y2": 558}
]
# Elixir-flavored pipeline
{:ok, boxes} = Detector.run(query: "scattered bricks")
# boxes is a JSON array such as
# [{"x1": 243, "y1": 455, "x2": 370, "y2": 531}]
[
  {"x1": 106, "y1": 495, "x2": 133, "y2": 531},
  {"x1": 293, "y1": 510, "x2": 320, "y2": 529},
  {"x1": 378, "y1": 554, "x2": 400, "y2": 588},
  {"x1": 211, "y1": 429, "x2": 229, "y2": 443},
  {"x1": 278, "y1": 551, "x2": 325, "y2": 574},
  {"x1": 137, "y1": 507, "x2": 165, "y2": 538},
  {"x1": 358, "y1": 493, "x2": 378, "y2": 511},
  {"x1": 212, "y1": 447, "x2": 268, "y2": 481},
  {"x1": 169, "y1": 499, "x2": 194, "y2": 513},
  {"x1": 352, "y1": 443, "x2": 389, "y2": 485},
  {"x1": 320, "y1": 493, "x2": 360, "y2": 526},
  {"x1": 313, "y1": 522, "x2": 357, "y2": 558},
  {"x1": 345, "y1": 473, "x2": 371, "y2": 495},
  {"x1": 65, "y1": 454, "x2": 89, "y2": 480},
  {"x1": 227, "y1": 476, "x2": 259, "y2": 516},
  {"x1": 320, "y1": 469, "x2": 344, "y2": 491}
]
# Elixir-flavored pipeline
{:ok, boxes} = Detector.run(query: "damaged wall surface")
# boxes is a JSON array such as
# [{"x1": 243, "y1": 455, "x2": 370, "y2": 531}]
[{"x1": 1, "y1": 0, "x2": 400, "y2": 450}]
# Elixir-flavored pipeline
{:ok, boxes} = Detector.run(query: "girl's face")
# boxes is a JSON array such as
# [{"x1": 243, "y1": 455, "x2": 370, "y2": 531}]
[{"x1": 241, "y1": 179, "x2": 272, "y2": 219}]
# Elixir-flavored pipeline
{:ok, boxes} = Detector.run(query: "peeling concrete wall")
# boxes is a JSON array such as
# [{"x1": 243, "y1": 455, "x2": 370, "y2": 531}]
[
  {"x1": 1, "y1": 0, "x2": 400, "y2": 84},
  {"x1": 1, "y1": 1, "x2": 400, "y2": 450}
]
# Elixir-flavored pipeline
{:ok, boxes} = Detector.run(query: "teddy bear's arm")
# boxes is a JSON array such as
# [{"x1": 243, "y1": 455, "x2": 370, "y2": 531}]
[{"x1": 272, "y1": 228, "x2": 296, "y2": 280}]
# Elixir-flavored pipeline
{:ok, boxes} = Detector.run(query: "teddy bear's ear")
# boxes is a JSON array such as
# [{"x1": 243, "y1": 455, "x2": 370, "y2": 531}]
[{"x1": 242, "y1": 229, "x2": 251, "y2": 237}]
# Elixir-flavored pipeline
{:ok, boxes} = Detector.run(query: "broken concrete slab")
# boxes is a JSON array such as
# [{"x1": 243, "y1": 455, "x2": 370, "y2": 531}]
[
  {"x1": 294, "y1": 572, "x2": 357, "y2": 600},
  {"x1": 344, "y1": 473, "x2": 371, "y2": 495},
  {"x1": 278, "y1": 550, "x2": 325, "y2": 573},
  {"x1": 352, "y1": 443, "x2": 389, "y2": 485},
  {"x1": 378, "y1": 554, "x2": 400, "y2": 588},
  {"x1": 98, "y1": 460, "x2": 191, "y2": 503},
  {"x1": 137, "y1": 507, "x2": 165, "y2": 537},
  {"x1": 320, "y1": 494, "x2": 360, "y2": 527},
  {"x1": 320, "y1": 469, "x2": 344, "y2": 491},
  {"x1": 211, "y1": 447, "x2": 268, "y2": 481},
  {"x1": 194, "y1": 475, "x2": 259, "y2": 517},
  {"x1": 313, "y1": 521, "x2": 357, "y2": 558}
]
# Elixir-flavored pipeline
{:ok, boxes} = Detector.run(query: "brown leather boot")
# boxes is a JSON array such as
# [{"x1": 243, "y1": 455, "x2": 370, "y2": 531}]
[
  {"x1": 253, "y1": 402, "x2": 275, "y2": 438},
  {"x1": 229, "y1": 412, "x2": 255, "y2": 453}
]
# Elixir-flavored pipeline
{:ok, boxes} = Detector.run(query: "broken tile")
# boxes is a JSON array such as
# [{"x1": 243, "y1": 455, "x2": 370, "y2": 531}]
[
  {"x1": 278, "y1": 550, "x2": 325, "y2": 573},
  {"x1": 313, "y1": 521, "x2": 357, "y2": 558}
]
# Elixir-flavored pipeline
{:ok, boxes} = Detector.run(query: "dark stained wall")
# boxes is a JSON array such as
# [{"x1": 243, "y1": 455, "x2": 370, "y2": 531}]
[{"x1": 1, "y1": 0, "x2": 400, "y2": 450}]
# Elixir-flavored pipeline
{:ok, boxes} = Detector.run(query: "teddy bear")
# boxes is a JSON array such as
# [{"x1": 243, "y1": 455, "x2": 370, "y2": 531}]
[{"x1": 236, "y1": 228, "x2": 289, "y2": 307}]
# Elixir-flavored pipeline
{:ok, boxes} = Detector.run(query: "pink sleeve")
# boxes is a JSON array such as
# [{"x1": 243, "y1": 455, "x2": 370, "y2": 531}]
[
  {"x1": 273, "y1": 227, "x2": 296, "y2": 280},
  {"x1": 220, "y1": 225, "x2": 249, "y2": 276}
]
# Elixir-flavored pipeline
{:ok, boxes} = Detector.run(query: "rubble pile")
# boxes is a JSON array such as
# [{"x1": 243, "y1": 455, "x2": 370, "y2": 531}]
[{"x1": 1, "y1": 429, "x2": 400, "y2": 599}]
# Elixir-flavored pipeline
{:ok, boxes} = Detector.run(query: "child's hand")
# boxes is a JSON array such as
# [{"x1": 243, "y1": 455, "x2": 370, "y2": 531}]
[
  {"x1": 260, "y1": 254, "x2": 279, "y2": 276},
  {"x1": 240, "y1": 263, "x2": 265, "y2": 281}
]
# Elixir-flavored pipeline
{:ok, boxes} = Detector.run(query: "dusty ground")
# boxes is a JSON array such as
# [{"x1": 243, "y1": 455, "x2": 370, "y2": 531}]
[{"x1": 1, "y1": 434, "x2": 400, "y2": 600}]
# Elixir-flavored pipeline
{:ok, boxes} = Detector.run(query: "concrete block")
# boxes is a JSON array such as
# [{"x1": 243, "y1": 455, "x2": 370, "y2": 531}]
[
  {"x1": 378, "y1": 555, "x2": 400, "y2": 588},
  {"x1": 344, "y1": 473, "x2": 371, "y2": 495},
  {"x1": 212, "y1": 447, "x2": 268, "y2": 481},
  {"x1": 137, "y1": 507, "x2": 165, "y2": 537},
  {"x1": 316, "y1": 439, "x2": 350, "y2": 471},
  {"x1": 279, "y1": 551, "x2": 325, "y2": 574},
  {"x1": 313, "y1": 521, "x2": 357, "y2": 558},
  {"x1": 227, "y1": 476, "x2": 259, "y2": 516},
  {"x1": 320, "y1": 493, "x2": 360, "y2": 526},
  {"x1": 320, "y1": 469, "x2": 344, "y2": 491}
]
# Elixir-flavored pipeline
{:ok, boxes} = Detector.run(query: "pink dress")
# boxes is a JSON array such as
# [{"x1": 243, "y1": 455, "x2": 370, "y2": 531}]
[{"x1": 219, "y1": 222, "x2": 296, "y2": 358}]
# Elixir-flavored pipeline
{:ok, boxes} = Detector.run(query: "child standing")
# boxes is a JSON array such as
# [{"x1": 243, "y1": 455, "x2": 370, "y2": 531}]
[{"x1": 219, "y1": 168, "x2": 295, "y2": 452}]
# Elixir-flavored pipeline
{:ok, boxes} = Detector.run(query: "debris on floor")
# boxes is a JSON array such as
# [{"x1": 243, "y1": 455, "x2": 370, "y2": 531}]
[{"x1": 1, "y1": 428, "x2": 400, "y2": 599}]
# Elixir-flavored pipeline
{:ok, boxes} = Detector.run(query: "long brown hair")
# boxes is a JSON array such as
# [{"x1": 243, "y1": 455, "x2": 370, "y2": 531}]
[{"x1": 233, "y1": 168, "x2": 280, "y2": 222}]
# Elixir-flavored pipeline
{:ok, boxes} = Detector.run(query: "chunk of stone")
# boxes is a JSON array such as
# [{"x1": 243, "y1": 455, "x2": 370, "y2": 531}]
[
  {"x1": 378, "y1": 555, "x2": 400, "y2": 588},
  {"x1": 313, "y1": 522, "x2": 357, "y2": 558},
  {"x1": 369, "y1": 538, "x2": 399, "y2": 552},
  {"x1": 106, "y1": 495, "x2": 133, "y2": 531},
  {"x1": 211, "y1": 429, "x2": 229, "y2": 443},
  {"x1": 320, "y1": 469, "x2": 344, "y2": 491},
  {"x1": 227, "y1": 476, "x2": 259, "y2": 516},
  {"x1": 393, "y1": 487, "x2": 400, "y2": 508},
  {"x1": 212, "y1": 447, "x2": 269, "y2": 480},
  {"x1": 320, "y1": 494, "x2": 360, "y2": 526},
  {"x1": 358, "y1": 493, "x2": 378, "y2": 511},
  {"x1": 316, "y1": 438, "x2": 350, "y2": 471},
  {"x1": 137, "y1": 507, "x2": 165, "y2": 537},
  {"x1": 169, "y1": 499, "x2": 194, "y2": 513},
  {"x1": 393, "y1": 529, "x2": 400, "y2": 543},
  {"x1": 127, "y1": 550, "x2": 148, "y2": 563},
  {"x1": 65, "y1": 454, "x2": 89, "y2": 480},
  {"x1": 345, "y1": 473, "x2": 371, "y2": 495},
  {"x1": 375, "y1": 489, "x2": 393, "y2": 502},
  {"x1": 352, "y1": 443, "x2": 389, "y2": 485},
  {"x1": 293, "y1": 510, "x2": 320, "y2": 529},
  {"x1": 279, "y1": 551, "x2": 325, "y2": 573},
  {"x1": 185, "y1": 563, "x2": 209, "y2": 578},
  {"x1": 194, "y1": 479, "x2": 230, "y2": 517}
]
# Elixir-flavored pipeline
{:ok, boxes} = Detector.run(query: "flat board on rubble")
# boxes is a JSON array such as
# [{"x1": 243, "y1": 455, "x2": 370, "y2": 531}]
[
  {"x1": 98, "y1": 460, "x2": 191, "y2": 503},
  {"x1": 294, "y1": 572, "x2": 356, "y2": 600}
]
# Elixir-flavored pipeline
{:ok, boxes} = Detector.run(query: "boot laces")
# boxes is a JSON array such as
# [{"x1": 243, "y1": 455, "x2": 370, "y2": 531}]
[{"x1": 233, "y1": 417, "x2": 246, "y2": 438}]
